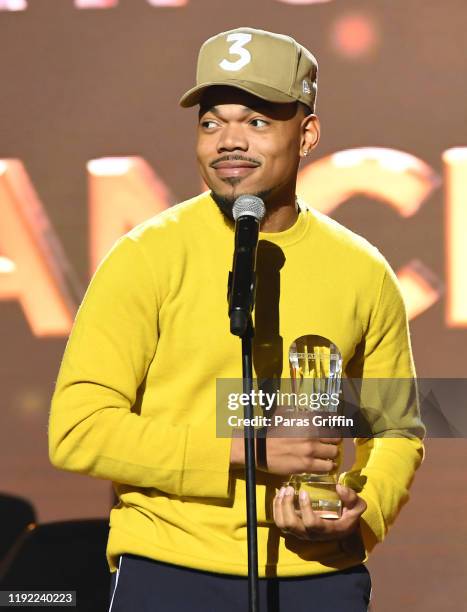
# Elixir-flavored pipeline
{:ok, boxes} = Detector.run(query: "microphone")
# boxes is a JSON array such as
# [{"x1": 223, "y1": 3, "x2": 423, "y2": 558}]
[{"x1": 228, "y1": 195, "x2": 266, "y2": 336}]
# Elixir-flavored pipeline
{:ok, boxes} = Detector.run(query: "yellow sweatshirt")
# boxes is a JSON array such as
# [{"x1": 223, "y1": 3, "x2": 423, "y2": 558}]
[{"x1": 48, "y1": 192, "x2": 425, "y2": 577}]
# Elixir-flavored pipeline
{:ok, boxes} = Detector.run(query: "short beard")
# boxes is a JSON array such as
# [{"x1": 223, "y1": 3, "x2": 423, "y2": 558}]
[{"x1": 211, "y1": 188, "x2": 273, "y2": 222}]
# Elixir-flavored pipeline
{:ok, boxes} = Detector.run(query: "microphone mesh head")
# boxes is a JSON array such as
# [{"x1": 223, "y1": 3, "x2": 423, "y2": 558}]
[{"x1": 232, "y1": 195, "x2": 266, "y2": 222}]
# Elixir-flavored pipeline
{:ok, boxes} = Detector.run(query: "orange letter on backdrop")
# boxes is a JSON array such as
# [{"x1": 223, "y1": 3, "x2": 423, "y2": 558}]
[
  {"x1": 297, "y1": 147, "x2": 443, "y2": 320},
  {"x1": 73, "y1": 0, "x2": 118, "y2": 8},
  {"x1": 0, "y1": 1, "x2": 27, "y2": 11},
  {"x1": 444, "y1": 148, "x2": 467, "y2": 327},
  {"x1": 0, "y1": 161, "x2": 79, "y2": 336},
  {"x1": 87, "y1": 157, "x2": 172, "y2": 274}
]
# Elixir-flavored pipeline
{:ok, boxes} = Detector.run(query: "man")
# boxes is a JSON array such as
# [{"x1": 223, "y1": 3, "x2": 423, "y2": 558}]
[{"x1": 48, "y1": 27, "x2": 425, "y2": 611}]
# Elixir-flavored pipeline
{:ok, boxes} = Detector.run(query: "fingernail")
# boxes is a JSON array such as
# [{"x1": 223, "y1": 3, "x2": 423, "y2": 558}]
[
  {"x1": 285, "y1": 486, "x2": 295, "y2": 496},
  {"x1": 278, "y1": 487, "x2": 286, "y2": 498},
  {"x1": 337, "y1": 484, "x2": 349, "y2": 493},
  {"x1": 299, "y1": 490, "x2": 308, "y2": 502}
]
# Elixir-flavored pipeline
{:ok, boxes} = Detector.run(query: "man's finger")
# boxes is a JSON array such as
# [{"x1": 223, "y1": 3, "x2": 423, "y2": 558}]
[
  {"x1": 336, "y1": 484, "x2": 359, "y2": 509},
  {"x1": 273, "y1": 487, "x2": 286, "y2": 528},
  {"x1": 280, "y1": 486, "x2": 303, "y2": 533},
  {"x1": 336, "y1": 484, "x2": 367, "y2": 517},
  {"x1": 282, "y1": 486, "x2": 298, "y2": 529},
  {"x1": 297, "y1": 490, "x2": 330, "y2": 536}
]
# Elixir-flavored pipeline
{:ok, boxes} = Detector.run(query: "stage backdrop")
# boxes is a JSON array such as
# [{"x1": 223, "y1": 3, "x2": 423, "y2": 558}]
[{"x1": 1, "y1": 1, "x2": 466, "y2": 610}]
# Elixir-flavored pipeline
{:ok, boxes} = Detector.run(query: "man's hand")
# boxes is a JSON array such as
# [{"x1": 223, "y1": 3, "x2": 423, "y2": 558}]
[
  {"x1": 230, "y1": 403, "x2": 343, "y2": 473},
  {"x1": 273, "y1": 484, "x2": 366, "y2": 542},
  {"x1": 230, "y1": 435, "x2": 342, "y2": 475},
  {"x1": 259, "y1": 435, "x2": 341, "y2": 476}
]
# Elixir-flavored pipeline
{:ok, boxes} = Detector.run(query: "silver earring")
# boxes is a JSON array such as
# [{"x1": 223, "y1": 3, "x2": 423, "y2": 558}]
[{"x1": 303, "y1": 149, "x2": 310, "y2": 157}]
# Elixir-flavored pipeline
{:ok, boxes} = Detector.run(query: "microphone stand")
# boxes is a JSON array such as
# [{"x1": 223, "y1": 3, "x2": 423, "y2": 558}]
[
  {"x1": 240, "y1": 317, "x2": 259, "y2": 612},
  {"x1": 228, "y1": 201, "x2": 264, "y2": 612},
  {"x1": 227, "y1": 284, "x2": 259, "y2": 612}
]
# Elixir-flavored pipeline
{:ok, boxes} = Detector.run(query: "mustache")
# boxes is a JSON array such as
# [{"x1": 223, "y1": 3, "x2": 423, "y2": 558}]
[{"x1": 209, "y1": 155, "x2": 261, "y2": 168}]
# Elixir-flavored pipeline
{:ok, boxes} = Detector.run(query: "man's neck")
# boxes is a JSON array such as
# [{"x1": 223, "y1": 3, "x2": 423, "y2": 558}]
[
  {"x1": 260, "y1": 200, "x2": 299, "y2": 232},
  {"x1": 210, "y1": 188, "x2": 299, "y2": 231}
]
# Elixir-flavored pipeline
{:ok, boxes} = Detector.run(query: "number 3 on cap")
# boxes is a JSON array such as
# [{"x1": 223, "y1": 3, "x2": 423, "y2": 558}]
[{"x1": 219, "y1": 33, "x2": 252, "y2": 71}]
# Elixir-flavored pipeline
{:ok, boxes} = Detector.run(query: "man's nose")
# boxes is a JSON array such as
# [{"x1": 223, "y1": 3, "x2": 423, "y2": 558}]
[{"x1": 217, "y1": 123, "x2": 248, "y2": 152}]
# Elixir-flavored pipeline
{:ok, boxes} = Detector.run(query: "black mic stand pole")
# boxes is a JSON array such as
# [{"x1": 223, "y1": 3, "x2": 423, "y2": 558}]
[
  {"x1": 228, "y1": 283, "x2": 259, "y2": 612},
  {"x1": 228, "y1": 201, "x2": 264, "y2": 612},
  {"x1": 240, "y1": 316, "x2": 259, "y2": 612}
]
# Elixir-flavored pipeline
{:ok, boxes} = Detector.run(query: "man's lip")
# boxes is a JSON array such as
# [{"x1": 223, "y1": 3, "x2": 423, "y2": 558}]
[
  {"x1": 213, "y1": 166, "x2": 258, "y2": 178},
  {"x1": 211, "y1": 160, "x2": 259, "y2": 169}
]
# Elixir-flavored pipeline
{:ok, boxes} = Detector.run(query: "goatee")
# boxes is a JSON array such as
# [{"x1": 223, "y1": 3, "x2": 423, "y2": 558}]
[{"x1": 211, "y1": 189, "x2": 272, "y2": 222}]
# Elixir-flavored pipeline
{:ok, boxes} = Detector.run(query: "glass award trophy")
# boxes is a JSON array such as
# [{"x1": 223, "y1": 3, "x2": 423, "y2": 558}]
[{"x1": 283, "y1": 335, "x2": 344, "y2": 519}]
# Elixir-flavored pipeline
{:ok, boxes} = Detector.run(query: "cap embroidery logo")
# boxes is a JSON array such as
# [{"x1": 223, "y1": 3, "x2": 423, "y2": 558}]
[
  {"x1": 302, "y1": 79, "x2": 311, "y2": 95},
  {"x1": 219, "y1": 33, "x2": 253, "y2": 72}
]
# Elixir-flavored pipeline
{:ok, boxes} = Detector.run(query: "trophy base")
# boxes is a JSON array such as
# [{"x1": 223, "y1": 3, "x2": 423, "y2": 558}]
[
  {"x1": 308, "y1": 495, "x2": 342, "y2": 520},
  {"x1": 285, "y1": 474, "x2": 342, "y2": 520}
]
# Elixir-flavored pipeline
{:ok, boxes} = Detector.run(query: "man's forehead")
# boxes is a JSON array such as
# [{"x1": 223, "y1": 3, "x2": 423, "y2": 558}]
[
  {"x1": 200, "y1": 87, "x2": 268, "y2": 108},
  {"x1": 201, "y1": 103, "x2": 269, "y2": 116},
  {"x1": 199, "y1": 87, "x2": 298, "y2": 119}
]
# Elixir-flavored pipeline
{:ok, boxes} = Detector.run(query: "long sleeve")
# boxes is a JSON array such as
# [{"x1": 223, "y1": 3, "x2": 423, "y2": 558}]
[
  {"x1": 48, "y1": 234, "x2": 232, "y2": 498},
  {"x1": 340, "y1": 261, "x2": 426, "y2": 552}
]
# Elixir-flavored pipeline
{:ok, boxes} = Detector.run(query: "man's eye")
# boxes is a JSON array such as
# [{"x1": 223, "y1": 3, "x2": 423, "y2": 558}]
[
  {"x1": 201, "y1": 120, "x2": 218, "y2": 129},
  {"x1": 250, "y1": 118, "x2": 269, "y2": 128}
]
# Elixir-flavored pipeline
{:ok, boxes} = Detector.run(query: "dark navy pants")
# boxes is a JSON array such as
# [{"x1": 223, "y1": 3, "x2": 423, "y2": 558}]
[{"x1": 108, "y1": 553, "x2": 372, "y2": 612}]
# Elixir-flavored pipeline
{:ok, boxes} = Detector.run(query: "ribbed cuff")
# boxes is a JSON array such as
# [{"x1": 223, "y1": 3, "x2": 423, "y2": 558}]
[
  {"x1": 357, "y1": 489, "x2": 386, "y2": 553},
  {"x1": 181, "y1": 425, "x2": 232, "y2": 498}
]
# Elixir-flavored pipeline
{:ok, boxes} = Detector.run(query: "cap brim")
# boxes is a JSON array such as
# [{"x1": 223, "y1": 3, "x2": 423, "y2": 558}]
[{"x1": 179, "y1": 80, "x2": 297, "y2": 108}]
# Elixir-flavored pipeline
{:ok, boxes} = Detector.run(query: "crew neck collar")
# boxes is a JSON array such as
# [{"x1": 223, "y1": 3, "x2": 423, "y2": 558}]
[{"x1": 201, "y1": 192, "x2": 312, "y2": 248}]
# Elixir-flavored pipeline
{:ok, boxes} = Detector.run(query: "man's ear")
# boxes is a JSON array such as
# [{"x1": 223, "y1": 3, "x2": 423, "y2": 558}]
[{"x1": 300, "y1": 114, "x2": 320, "y2": 157}]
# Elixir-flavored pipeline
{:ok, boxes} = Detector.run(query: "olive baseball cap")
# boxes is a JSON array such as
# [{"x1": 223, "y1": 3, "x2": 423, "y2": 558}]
[{"x1": 179, "y1": 27, "x2": 318, "y2": 112}]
